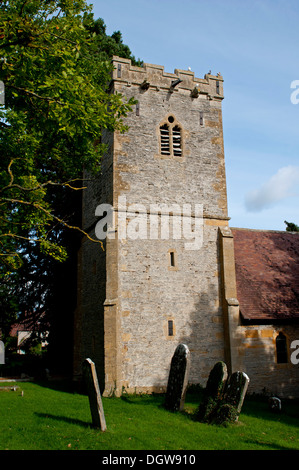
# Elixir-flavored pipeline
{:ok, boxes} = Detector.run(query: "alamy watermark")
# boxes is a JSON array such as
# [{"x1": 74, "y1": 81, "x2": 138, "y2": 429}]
[
  {"x1": 95, "y1": 196, "x2": 204, "y2": 250},
  {"x1": 291, "y1": 340, "x2": 299, "y2": 365},
  {"x1": 290, "y1": 80, "x2": 299, "y2": 104}
]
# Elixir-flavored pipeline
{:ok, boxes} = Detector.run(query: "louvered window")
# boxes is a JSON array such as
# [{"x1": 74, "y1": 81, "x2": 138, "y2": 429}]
[
  {"x1": 172, "y1": 126, "x2": 182, "y2": 157},
  {"x1": 160, "y1": 124, "x2": 170, "y2": 155},
  {"x1": 159, "y1": 116, "x2": 183, "y2": 158}
]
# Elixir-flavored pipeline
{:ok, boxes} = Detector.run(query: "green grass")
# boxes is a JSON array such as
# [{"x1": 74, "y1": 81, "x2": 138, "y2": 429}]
[{"x1": 0, "y1": 380, "x2": 299, "y2": 450}]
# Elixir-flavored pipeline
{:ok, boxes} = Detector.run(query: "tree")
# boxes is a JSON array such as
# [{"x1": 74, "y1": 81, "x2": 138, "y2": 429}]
[
  {"x1": 83, "y1": 16, "x2": 142, "y2": 67},
  {"x1": 284, "y1": 221, "x2": 299, "y2": 232},
  {"x1": 0, "y1": 0, "x2": 136, "y2": 275},
  {"x1": 0, "y1": 1, "x2": 140, "y2": 366}
]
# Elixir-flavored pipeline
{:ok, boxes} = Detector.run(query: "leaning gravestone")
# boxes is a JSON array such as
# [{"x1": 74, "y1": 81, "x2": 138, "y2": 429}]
[
  {"x1": 82, "y1": 358, "x2": 106, "y2": 431},
  {"x1": 196, "y1": 361, "x2": 228, "y2": 422},
  {"x1": 213, "y1": 371, "x2": 250, "y2": 425},
  {"x1": 268, "y1": 396, "x2": 281, "y2": 413},
  {"x1": 164, "y1": 344, "x2": 190, "y2": 412}
]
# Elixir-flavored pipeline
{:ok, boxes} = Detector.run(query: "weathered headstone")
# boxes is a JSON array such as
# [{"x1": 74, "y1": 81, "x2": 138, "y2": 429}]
[
  {"x1": 214, "y1": 371, "x2": 249, "y2": 424},
  {"x1": 224, "y1": 371, "x2": 249, "y2": 414},
  {"x1": 0, "y1": 340, "x2": 4, "y2": 365},
  {"x1": 164, "y1": 344, "x2": 190, "y2": 412},
  {"x1": 196, "y1": 361, "x2": 228, "y2": 422},
  {"x1": 82, "y1": 358, "x2": 106, "y2": 431},
  {"x1": 268, "y1": 396, "x2": 281, "y2": 413}
]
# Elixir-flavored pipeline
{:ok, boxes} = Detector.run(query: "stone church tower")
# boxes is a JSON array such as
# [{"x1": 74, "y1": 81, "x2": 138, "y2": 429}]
[{"x1": 74, "y1": 56, "x2": 241, "y2": 396}]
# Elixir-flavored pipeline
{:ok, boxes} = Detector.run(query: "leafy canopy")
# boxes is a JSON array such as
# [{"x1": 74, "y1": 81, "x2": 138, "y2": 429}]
[
  {"x1": 0, "y1": 0, "x2": 136, "y2": 275},
  {"x1": 284, "y1": 221, "x2": 299, "y2": 232}
]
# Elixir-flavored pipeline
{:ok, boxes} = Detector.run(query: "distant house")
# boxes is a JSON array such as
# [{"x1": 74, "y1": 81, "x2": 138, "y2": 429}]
[{"x1": 10, "y1": 314, "x2": 48, "y2": 355}]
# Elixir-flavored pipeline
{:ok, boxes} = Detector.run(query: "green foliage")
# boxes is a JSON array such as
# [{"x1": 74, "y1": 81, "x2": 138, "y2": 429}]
[
  {"x1": 211, "y1": 403, "x2": 239, "y2": 426},
  {"x1": 0, "y1": 0, "x2": 137, "y2": 274},
  {"x1": 0, "y1": 1, "x2": 142, "y2": 350},
  {"x1": 284, "y1": 220, "x2": 299, "y2": 232},
  {"x1": 83, "y1": 16, "x2": 143, "y2": 66},
  {"x1": 0, "y1": 273, "x2": 19, "y2": 338}
]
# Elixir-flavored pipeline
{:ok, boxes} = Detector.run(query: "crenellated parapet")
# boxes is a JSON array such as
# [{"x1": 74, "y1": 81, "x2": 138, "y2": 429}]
[{"x1": 111, "y1": 56, "x2": 224, "y2": 101}]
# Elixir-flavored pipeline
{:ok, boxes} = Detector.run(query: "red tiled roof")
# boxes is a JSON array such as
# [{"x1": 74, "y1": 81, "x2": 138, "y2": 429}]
[
  {"x1": 10, "y1": 317, "x2": 35, "y2": 337},
  {"x1": 231, "y1": 228, "x2": 299, "y2": 323},
  {"x1": 10, "y1": 312, "x2": 48, "y2": 337}
]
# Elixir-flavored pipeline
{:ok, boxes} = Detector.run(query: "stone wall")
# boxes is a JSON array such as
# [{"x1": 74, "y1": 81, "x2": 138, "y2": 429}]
[
  {"x1": 111, "y1": 56, "x2": 228, "y2": 219},
  {"x1": 74, "y1": 57, "x2": 230, "y2": 394},
  {"x1": 74, "y1": 56, "x2": 299, "y2": 399},
  {"x1": 103, "y1": 57, "x2": 229, "y2": 395},
  {"x1": 238, "y1": 324, "x2": 299, "y2": 399}
]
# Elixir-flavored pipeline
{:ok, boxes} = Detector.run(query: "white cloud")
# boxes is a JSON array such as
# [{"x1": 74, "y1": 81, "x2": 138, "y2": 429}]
[{"x1": 245, "y1": 165, "x2": 299, "y2": 212}]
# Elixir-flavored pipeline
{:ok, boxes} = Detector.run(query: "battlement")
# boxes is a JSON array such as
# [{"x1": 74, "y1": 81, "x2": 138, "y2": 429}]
[{"x1": 111, "y1": 56, "x2": 224, "y2": 100}]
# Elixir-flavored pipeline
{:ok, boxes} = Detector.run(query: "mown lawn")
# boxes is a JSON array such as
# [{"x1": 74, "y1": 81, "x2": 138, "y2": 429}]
[{"x1": 0, "y1": 380, "x2": 299, "y2": 451}]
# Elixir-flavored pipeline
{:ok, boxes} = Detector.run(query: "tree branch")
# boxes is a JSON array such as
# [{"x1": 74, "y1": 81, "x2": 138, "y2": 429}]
[
  {"x1": 6, "y1": 84, "x2": 64, "y2": 105},
  {"x1": 0, "y1": 196, "x2": 103, "y2": 249},
  {"x1": 1, "y1": 160, "x2": 87, "y2": 194},
  {"x1": 47, "y1": 32, "x2": 78, "y2": 46}
]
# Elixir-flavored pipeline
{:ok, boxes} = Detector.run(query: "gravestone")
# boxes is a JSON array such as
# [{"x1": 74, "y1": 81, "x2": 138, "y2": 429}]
[
  {"x1": 196, "y1": 361, "x2": 227, "y2": 422},
  {"x1": 223, "y1": 371, "x2": 250, "y2": 415},
  {"x1": 0, "y1": 340, "x2": 4, "y2": 365},
  {"x1": 214, "y1": 371, "x2": 250, "y2": 424},
  {"x1": 82, "y1": 358, "x2": 106, "y2": 431},
  {"x1": 268, "y1": 396, "x2": 281, "y2": 413},
  {"x1": 164, "y1": 344, "x2": 190, "y2": 412}
]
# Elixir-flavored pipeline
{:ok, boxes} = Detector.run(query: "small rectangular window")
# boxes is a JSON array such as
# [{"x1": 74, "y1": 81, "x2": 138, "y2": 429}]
[
  {"x1": 170, "y1": 251, "x2": 175, "y2": 267},
  {"x1": 216, "y1": 80, "x2": 220, "y2": 94},
  {"x1": 117, "y1": 63, "x2": 122, "y2": 78},
  {"x1": 200, "y1": 112, "x2": 204, "y2": 126},
  {"x1": 276, "y1": 332, "x2": 288, "y2": 363},
  {"x1": 136, "y1": 103, "x2": 140, "y2": 116},
  {"x1": 168, "y1": 320, "x2": 174, "y2": 336}
]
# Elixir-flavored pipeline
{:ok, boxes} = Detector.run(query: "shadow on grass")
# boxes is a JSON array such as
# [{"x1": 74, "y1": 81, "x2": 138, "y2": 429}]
[
  {"x1": 241, "y1": 396, "x2": 299, "y2": 427},
  {"x1": 240, "y1": 439, "x2": 297, "y2": 451},
  {"x1": 34, "y1": 378, "x2": 88, "y2": 395},
  {"x1": 35, "y1": 411, "x2": 92, "y2": 429},
  {"x1": 120, "y1": 394, "x2": 165, "y2": 406}
]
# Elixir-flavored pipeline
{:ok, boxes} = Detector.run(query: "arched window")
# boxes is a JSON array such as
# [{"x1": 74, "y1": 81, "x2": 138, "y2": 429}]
[
  {"x1": 159, "y1": 116, "x2": 183, "y2": 158},
  {"x1": 276, "y1": 332, "x2": 288, "y2": 364}
]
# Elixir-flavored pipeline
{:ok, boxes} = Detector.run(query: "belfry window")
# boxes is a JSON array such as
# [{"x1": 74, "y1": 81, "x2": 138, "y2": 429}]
[
  {"x1": 276, "y1": 332, "x2": 288, "y2": 364},
  {"x1": 160, "y1": 124, "x2": 170, "y2": 155},
  {"x1": 172, "y1": 126, "x2": 182, "y2": 157},
  {"x1": 159, "y1": 116, "x2": 183, "y2": 158}
]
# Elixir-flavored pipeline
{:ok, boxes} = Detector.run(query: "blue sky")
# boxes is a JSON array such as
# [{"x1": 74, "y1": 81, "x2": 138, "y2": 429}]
[{"x1": 91, "y1": 0, "x2": 299, "y2": 231}]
